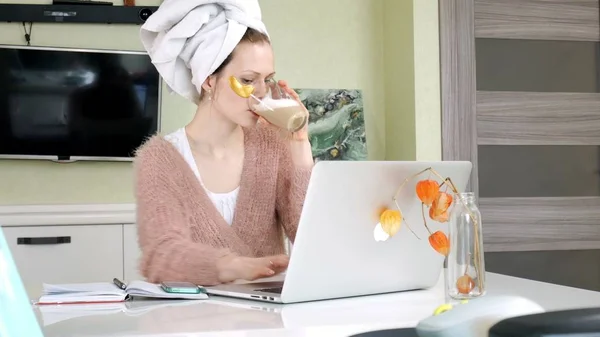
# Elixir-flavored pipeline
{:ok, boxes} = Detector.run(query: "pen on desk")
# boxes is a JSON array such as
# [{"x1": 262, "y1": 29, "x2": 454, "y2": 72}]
[{"x1": 113, "y1": 278, "x2": 127, "y2": 290}]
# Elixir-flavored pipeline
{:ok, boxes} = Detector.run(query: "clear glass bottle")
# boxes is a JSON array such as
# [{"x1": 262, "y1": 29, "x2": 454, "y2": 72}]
[{"x1": 446, "y1": 192, "x2": 486, "y2": 300}]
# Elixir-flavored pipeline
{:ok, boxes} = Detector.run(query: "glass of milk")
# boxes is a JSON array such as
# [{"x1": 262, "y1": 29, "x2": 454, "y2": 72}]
[{"x1": 249, "y1": 80, "x2": 308, "y2": 133}]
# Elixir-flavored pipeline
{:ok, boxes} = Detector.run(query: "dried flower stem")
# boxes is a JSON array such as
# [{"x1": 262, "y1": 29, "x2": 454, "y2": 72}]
[
  {"x1": 427, "y1": 169, "x2": 485, "y2": 293},
  {"x1": 421, "y1": 203, "x2": 433, "y2": 235},
  {"x1": 464, "y1": 252, "x2": 471, "y2": 276},
  {"x1": 392, "y1": 167, "x2": 485, "y2": 293},
  {"x1": 392, "y1": 199, "x2": 421, "y2": 240},
  {"x1": 391, "y1": 168, "x2": 434, "y2": 240}
]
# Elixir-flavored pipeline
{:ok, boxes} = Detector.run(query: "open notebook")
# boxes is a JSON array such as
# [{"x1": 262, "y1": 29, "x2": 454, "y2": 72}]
[{"x1": 37, "y1": 281, "x2": 208, "y2": 305}]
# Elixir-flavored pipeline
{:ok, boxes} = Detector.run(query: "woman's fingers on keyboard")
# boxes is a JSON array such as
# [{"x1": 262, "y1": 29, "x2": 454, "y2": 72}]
[{"x1": 268, "y1": 254, "x2": 290, "y2": 268}]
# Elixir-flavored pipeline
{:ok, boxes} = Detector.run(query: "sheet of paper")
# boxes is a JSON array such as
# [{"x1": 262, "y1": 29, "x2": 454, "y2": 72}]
[{"x1": 43, "y1": 282, "x2": 122, "y2": 295}]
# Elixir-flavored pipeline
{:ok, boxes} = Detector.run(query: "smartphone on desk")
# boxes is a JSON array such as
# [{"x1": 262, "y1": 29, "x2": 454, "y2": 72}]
[{"x1": 160, "y1": 281, "x2": 203, "y2": 294}]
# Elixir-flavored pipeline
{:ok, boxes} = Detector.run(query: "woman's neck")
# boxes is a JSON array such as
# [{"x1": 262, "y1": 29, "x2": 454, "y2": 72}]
[{"x1": 185, "y1": 103, "x2": 243, "y2": 157}]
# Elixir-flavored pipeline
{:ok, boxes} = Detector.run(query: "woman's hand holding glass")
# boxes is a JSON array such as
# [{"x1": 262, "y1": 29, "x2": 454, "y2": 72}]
[
  {"x1": 229, "y1": 75, "x2": 313, "y2": 168},
  {"x1": 275, "y1": 80, "x2": 309, "y2": 142},
  {"x1": 229, "y1": 76, "x2": 309, "y2": 140}
]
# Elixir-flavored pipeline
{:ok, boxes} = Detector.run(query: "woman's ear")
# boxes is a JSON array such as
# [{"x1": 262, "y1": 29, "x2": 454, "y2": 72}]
[{"x1": 201, "y1": 75, "x2": 216, "y2": 93}]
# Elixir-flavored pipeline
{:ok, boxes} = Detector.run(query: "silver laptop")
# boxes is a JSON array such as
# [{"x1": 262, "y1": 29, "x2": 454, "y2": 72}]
[
  {"x1": 206, "y1": 160, "x2": 472, "y2": 304},
  {"x1": 0, "y1": 227, "x2": 45, "y2": 337}
]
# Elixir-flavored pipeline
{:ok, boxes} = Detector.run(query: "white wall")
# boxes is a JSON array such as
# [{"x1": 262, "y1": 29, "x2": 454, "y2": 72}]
[{"x1": 0, "y1": 0, "x2": 441, "y2": 205}]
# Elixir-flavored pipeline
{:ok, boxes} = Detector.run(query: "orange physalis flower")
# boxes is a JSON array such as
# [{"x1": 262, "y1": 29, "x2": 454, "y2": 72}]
[
  {"x1": 429, "y1": 231, "x2": 449, "y2": 256},
  {"x1": 429, "y1": 206, "x2": 449, "y2": 223},
  {"x1": 380, "y1": 209, "x2": 402, "y2": 236},
  {"x1": 430, "y1": 192, "x2": 453, "y2": 218},
  {"x1": 416, "y1": 180, "x2": 440, "y2": 206},
  {"x1": 456, "y1": 275, "x2": 475, "y2": 294}
]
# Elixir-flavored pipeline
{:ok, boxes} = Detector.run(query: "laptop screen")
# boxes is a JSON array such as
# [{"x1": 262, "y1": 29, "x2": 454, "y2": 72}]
[{"x1": 0, "y1": 227, "x2": 44, "y2": 337}]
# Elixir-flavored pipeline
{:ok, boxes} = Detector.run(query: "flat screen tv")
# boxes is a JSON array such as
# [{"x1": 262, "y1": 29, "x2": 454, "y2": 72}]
[{"x1": 0, "y1": 45, "x2": 161, "y2": 162}]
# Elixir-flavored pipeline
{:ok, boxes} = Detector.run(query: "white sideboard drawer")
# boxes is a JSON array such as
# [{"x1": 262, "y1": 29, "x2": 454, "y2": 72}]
[
  {"x1": 2, "y1": 224, "x2": 123, "y2": 298},
  {"x1": 123, "y1": 224, "x2": 143, "y2": 282}
]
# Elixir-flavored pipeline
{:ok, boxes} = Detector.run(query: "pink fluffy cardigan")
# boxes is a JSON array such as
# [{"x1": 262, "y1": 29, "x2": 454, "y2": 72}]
[{"x1": 134, "y1": 125, "x2": 312, "y2": 286}]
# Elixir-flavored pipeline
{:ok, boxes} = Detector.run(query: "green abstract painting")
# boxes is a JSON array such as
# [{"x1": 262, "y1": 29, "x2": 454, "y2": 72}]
[{"x1": 295, "y1": 88, "x2": 367, "y2": 162}]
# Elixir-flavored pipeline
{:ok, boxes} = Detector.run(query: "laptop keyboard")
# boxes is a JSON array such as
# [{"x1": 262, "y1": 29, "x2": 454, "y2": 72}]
[{"x1": 255, "y1": 287, "x2": 283, "y2": 294}]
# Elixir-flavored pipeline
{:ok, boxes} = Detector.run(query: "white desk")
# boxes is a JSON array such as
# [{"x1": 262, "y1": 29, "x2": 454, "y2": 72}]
[{"x1": 35, "y1": 272, "x2": 600, "y2": 337}]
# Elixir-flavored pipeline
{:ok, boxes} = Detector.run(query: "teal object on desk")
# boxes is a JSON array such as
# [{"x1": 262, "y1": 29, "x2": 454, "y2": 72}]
[{"x1": 0, "y1": 227, "x2": 44, "y2": 337}]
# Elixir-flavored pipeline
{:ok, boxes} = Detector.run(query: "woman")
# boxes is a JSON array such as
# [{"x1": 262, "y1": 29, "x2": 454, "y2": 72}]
[{"x1": 134, "y1": 1, "x2": 313, "y2": 286}]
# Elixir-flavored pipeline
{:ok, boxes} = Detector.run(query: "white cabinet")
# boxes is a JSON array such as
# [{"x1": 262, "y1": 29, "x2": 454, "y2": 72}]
[
  {"x1": 0, "y1": 204, "x2": 142, "y2": 299},
  {"x1": 123, "y1": 224, "x2": 143, "y2": 282},
  {"x1": 3, "y1": 224, "x2": 124, "y2": 298}
]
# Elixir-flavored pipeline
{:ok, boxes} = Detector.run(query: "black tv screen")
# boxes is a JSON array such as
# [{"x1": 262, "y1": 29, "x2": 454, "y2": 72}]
[{"x1": 0, "y1": 45, "x2": 161, "y2": 161}]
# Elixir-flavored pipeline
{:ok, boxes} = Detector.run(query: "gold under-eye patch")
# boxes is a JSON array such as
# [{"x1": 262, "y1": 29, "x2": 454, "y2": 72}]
[{"x1": 229, "y1": 76, "x2": 255, "y2": 98}]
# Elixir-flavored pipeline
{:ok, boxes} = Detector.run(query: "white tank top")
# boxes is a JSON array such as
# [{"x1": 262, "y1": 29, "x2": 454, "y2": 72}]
[{"x1": 164, "y1": 128, "x2": 239, "y2": 225}]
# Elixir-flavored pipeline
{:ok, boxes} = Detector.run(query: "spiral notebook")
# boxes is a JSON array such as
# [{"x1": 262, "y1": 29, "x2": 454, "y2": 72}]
[{"x1": 36, "y1": 281, "x2": 208, "y2": 305}]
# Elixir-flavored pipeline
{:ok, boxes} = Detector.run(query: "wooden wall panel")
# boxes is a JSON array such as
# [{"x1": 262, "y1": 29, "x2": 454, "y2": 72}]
[
  {"x1": 480, "y1": 197, "x2": 600, "y2": 251},
  {"x1": 485, "y1": 250, "x2": 600, "y2": 291},
  {"x1": 441, "y1": 0, "x2": 600, "y2": 257},
  {"x1": 475, "y1": 0, "x2": 600, "y2": 41},
  {"x1": 440, "y1": 0, "x2": 479, "y2": 194},
  {"x1": 477, "y1": 91, "x2": 600, "y2": 145}
]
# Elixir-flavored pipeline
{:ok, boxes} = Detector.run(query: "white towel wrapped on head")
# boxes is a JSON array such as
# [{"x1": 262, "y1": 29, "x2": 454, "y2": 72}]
[{"x1": 140, "y1": 0, "x2": 269, "y2": 104}]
